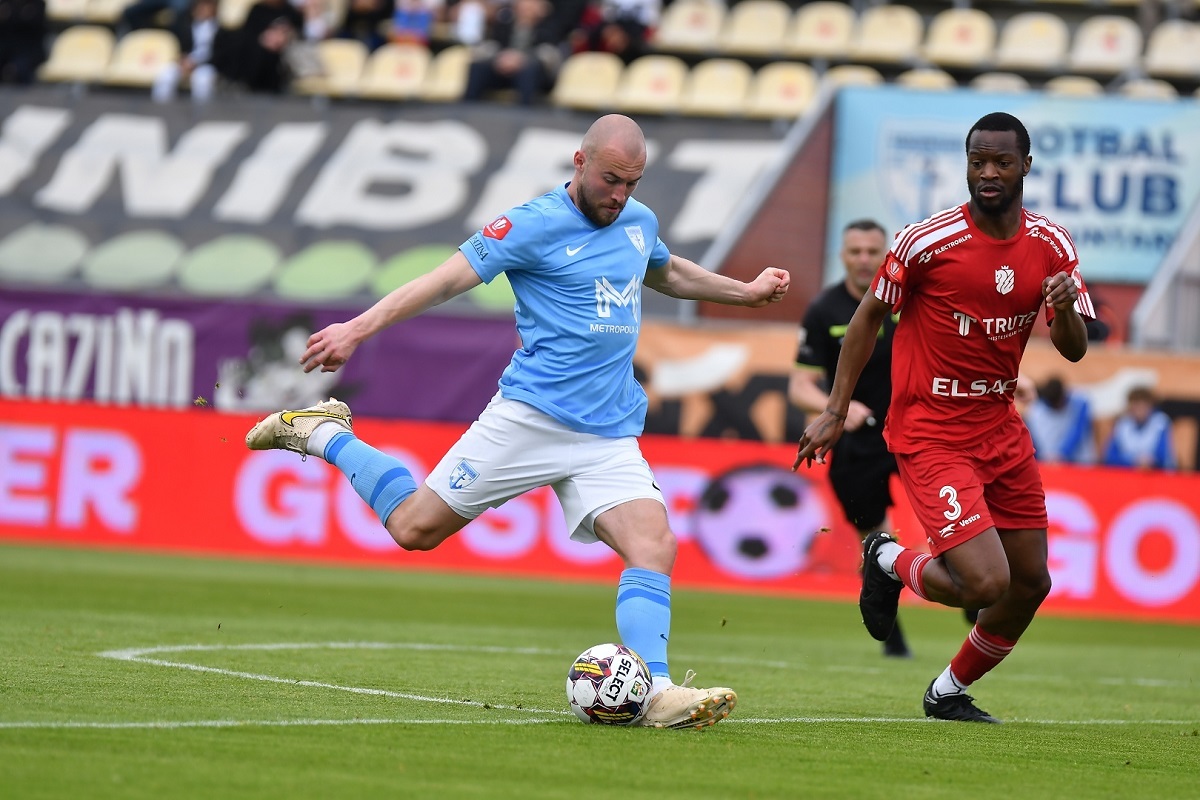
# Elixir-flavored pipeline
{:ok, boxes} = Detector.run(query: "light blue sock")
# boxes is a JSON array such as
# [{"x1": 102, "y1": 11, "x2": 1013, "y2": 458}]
[
  {"x1": 615, "y1": 567, "x2": 671, "y2": 679},
  {"x1": 324, "y1": 432, "x2": 416, "y2": 525}
]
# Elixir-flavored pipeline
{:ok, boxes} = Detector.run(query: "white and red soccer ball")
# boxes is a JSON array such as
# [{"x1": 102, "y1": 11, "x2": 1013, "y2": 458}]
[{"x1": 566, "y1": 643, "x2": 653, "y2": 725}]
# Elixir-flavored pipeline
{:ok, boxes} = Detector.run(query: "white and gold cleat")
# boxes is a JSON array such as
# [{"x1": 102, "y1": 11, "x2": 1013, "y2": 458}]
[
  {"x1": 638, "y1": 670, "x2": 737, "y2": 730},
  {"x1": 245, "y1": 398, "x2": 353, "y2": 456}
]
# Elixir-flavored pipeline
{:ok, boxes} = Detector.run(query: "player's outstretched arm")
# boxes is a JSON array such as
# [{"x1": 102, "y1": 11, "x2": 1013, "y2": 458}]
[
  {"x1": 643, "y1": 255, "x2": 789, "y2": 306},
  {"x1": 1043, "y1": 271, "x2": 1088, "y2": 363},
  {"x1": 793, "y1": 293, "x2": 890, "y2": 468},
  {"x1": 299, "y1": 252, "x2": 483, "y2": 374}
]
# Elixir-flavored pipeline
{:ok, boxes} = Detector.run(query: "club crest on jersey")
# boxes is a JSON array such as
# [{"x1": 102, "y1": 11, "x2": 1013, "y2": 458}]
[
  {"x1": 624, "y1": 225, "x2": 645, "y2": 255},
  {"x1": 995, "y1": 266, "x2": 1015, "y2": 295},
  {"x1": 448, "y1": 459, "x2": 480, "y2": 490},
  {"x1": 483, "y1": 216, "x2": 512, "y2": 240}
]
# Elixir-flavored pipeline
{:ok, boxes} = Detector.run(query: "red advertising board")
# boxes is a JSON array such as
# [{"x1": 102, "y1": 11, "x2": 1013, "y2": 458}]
[{"x1": 2, "y1": 399, "x2": 1198, "y2": 623}]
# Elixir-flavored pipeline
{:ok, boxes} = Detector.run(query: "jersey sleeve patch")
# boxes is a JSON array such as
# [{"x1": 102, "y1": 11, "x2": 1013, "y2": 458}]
[{"x1": 483, "y1": 215, "x2": 513, "y2": 240}]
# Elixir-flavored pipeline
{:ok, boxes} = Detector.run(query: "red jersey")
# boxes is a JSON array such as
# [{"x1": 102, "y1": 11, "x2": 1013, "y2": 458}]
[{"x1": 871, "y1": 203, "x2": 1095, "y2": 453}]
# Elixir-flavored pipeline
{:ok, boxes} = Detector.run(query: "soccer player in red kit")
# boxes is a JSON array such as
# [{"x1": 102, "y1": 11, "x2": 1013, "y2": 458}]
[{"x1": 794, "y1": 112, "x2": 1094, "y2": 723}]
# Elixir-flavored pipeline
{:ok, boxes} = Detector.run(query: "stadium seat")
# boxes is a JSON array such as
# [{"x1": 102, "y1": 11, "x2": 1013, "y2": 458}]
[
  {"x1": 923, "y1": 8, "x2": 995, "y2": 69},
  {"x1": 679, "y1": 58, "x2": 751, "y2": 117},
  {"x1": 1043, "y1": 74, "x2": 1104, "y2": 97},
  {"x1": 551, "y1": 51, "x2": 624, "y2": 111},
  {"x1": 38, "y1": 25, "x2": 115, "y2": 83},
  {"x1": 847, "y1": 4, "x2": 923, "y2": 64},
  {"x1": 292, "y1": 39, "x2": 367, "y2": 97},
  {"x1": 218, "y1": 0, "x2": 256, "y2": 28},
  {"x1": 970, "y1": 72, "x2": 1031, "y2": 94},
  {"x1": 85, "y1": 0, "x2": 130, "y2": 23},
  {"x1": 1068, "y1": 16, "x2": 1143, "y2": 75},
  {"x1": 718, "y1": 0, "x2": 790, "y2": 56},
  {"x1": 821, "y1": 64, "x2": 884, "y2": 90},
  {"x1": 785, "y1": 1, "x2": 855, "y2": 60},
  {"x1": 744, "y1": 61, "x2": 817, "y2": 120},
  {"x1": 895, "y1": 68, "x2": 956, "y2": 91},
  {"x1": 422, "y1": 44, "x2": 470, "y2": 102},
  {"x1": 994, "y1": 13, "x2": 1069, "y2": 72},
  {"x1": 1118, "y1": 78, "x2": 1178, "y2": 100},
  {"x1": 103, "y1": 29, "x2": 179, "y2": 87},
  {"x1": 614, "y1": 54, "x2": 687, "y2": 114},
  {"x1": 45, "y1": 0, "x2": 88, "y2": 21},
  {"x1": 1144, "y1": 20, "x2": 1200, "y2": 79},
  {"x1": 358, "y1": 42, "x2": 430, "y2": 100},
  {"x1": 653, "y1": 0, "x2": 725, "y2": 53}
]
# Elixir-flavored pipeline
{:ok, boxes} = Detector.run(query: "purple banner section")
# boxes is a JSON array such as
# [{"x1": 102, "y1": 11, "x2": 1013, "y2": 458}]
[{"x1": 0, "y1": 288, "x2": 515, "y2": 422}]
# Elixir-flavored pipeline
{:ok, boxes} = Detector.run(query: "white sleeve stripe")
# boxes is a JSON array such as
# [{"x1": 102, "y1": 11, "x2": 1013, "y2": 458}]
[
  {"x1": 901, "y1": 219, "x2": 970, "y2": 263},
  {"x1": 894, "y1": 208, "x2": 963, "y2": 260}
]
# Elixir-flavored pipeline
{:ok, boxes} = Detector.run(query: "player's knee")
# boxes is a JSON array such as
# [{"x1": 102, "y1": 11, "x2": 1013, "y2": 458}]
[
  {"x1": 1014, "y1": 569, "x2": 1053, "y2": 605},
  {"x1": 963, "y1": 574, "x2": 1009, "y2": 609},
  {"x1": 387, "y1": 519, "x2": 440, "y2": 552}
]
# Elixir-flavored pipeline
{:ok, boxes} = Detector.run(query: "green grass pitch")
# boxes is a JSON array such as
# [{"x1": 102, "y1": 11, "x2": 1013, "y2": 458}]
[{"x1": 1, "y1": 543, "x2": 1197, "y2": 799}]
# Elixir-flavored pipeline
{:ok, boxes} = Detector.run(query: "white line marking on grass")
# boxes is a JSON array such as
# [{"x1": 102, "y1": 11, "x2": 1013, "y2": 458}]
[
  {"x1": 0, "y1": 718, "x2": 563, "y2": 731},
  {"x1": 730, "y1": 717, "x2": 1200, "y2": 725}
]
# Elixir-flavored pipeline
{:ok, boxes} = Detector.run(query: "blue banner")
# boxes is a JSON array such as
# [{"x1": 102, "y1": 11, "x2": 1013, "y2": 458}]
[{"x1": 828, "y1": 87, "x2": 1200, "y2": 285}]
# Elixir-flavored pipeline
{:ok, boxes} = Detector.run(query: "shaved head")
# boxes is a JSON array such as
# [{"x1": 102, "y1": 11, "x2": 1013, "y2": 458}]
[{"x1": 569, "y1": 115, "x2": 647, "y2": 227}]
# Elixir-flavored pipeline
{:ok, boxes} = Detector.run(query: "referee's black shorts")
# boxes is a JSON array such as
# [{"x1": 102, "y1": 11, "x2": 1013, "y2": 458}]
[{"x1": 828, "y1": 433, "x2": 898, "y2": 534}]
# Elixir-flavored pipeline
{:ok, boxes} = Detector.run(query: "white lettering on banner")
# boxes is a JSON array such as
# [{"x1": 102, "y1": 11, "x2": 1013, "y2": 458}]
[
  {"x1": 336, "y1": 446, "x2": 428, "y2": 552},
  {"x1": 0, "y1": 424, "x2": 55, "y2": 525},
  {"x1": 1104, "y1": 499, "x2": 1200, "y2": 607},
  {"x1": 214, "y1": 123, "x2": 328, "y2": 224},
  {"x1": 0, "y1": 423, "x2": 139, "y2": 532},
  {"x1": 0, "y1": 309, "x2": 194, "y2": 406},
  {"x1": 1046, "y1": 492, "x2": 1101, "y2": 598},
  {"x1": 34, "y1": 114, "x2": 248, "y2": 217},
  {"x1": 467, "y1": 129, "x2": 581, "y2": 231},
  {"x1": 57, "y1": 429, "x2": 141, "y2": 532},
  {"x1": 459, "y1": 495, "x2": 539, "y2": 558},
  {"x1": 296, "y1": 120, "x2": 486, "y2": 230},
  {"x1": 0, "y1": 106, "x2": 72, "y2": 195},
  {"x1": 668, "y1": 140, "x2": 779, "y2": 243},
  {"x1": 235, "y1": 451, "x2": 328, "y2": 546}
]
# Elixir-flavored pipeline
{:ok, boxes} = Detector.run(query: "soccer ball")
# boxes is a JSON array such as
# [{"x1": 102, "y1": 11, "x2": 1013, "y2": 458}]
[{"x1": 565, "y1": 643, "x2": 654, "y2": 725}]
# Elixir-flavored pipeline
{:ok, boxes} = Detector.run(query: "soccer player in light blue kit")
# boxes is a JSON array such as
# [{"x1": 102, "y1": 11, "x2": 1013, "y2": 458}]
[{"x1": 246, "y1": 114, "x2": 790, "y2": 729}]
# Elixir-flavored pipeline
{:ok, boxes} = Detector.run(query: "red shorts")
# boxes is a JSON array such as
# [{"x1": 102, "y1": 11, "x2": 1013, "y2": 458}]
[{"x1": 895, "y1": 414, "x2": 1048, "y2": 557}]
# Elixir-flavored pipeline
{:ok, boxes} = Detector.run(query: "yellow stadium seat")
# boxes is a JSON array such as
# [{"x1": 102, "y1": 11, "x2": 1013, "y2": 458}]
[
  {"x1": 1118, "y1": 78, "x2": 1178, "y2": 101},
  {"x1": 38, "y1": 25, "x2": 115, "y2": 83},
  {"x1": 970, "y1": 72, "x2": 1031, "y2": 94},
  {"x1": 923, "y1": 8, "x2": 995, "y2": 69},
  {"x1": 785, "y1": 1, "x2": 855, "y2": 60},
  {"x1": 679, "y1": 58, "x2": 751, "y2": 117},
  {"x1": 1144, "y1": 20, "x2": 1200, "y2": 79},
  {"x1": 358, "y1": 42, "x2": 431, "y2": 100},
  {"x1": 895, "y1": 68, "x2": 956, "y2": 91},
  {"x1": 551, "y1": 51, "x2": 624, "y2": 111},
  {"x1": 718, "y1": 0, "x2": 790, "y2": 56},
  {"x1": 45, "y1": 0, "x2": 88, "y2": 21},
  {"x1": 1068, "y1": 16, "x2": 1143, "y2": 75},
  {"x1": 218, "y1": 0, "x2": 255, "y2": 28},
  {"x1": 292, "y1": 39, "x2": 367, "y2": 97},
  {"x1": 1043, "y1": 74, "x2": 1104, "y2": 97},
  {"x1": 85, "y1": 0, "x2": 132, "y2": 23},
  {"x1": 822, "y1": 63, "x2": 884, "y2": 90},
  {"x1": 103, "y1": 29, "x2": 179, "y2": 87},
  {"x1": 995, "y1": 12, "x2": 1069, "y2": 72},
  {"x1": 614, "y1": 54, "x2": 687, "y2": 114},
  {"x1": 744, "y1": 61, "x2": 817, "y2": 120},
  {"x1": 653, "y1": 0, "x2": 725, "y2": 53},
  {"x1": 848, "y1": 4, "x2": 923, "y2": 64},
  {"x1": 421, "y1": 44, "x2": 470, "y2": 102}
]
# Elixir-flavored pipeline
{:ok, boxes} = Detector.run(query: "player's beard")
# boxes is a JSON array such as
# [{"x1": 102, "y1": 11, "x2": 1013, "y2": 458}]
[
  {"x1": 576, "y1": 183, "x2": 623, "y2": 228},
  {"x1": 969, "y1": 173, "x2": 1023, "y2": 216}
]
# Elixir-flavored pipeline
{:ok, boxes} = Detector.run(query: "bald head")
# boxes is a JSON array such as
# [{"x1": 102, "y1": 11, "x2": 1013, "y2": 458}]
[{"x1": 580, "y1": 114, "x2": 646, "y2": 163}]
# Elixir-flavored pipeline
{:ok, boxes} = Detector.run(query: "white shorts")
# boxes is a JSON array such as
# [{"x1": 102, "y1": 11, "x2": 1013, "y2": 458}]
[{"x1": 426, "y1": 394, "x2": 664, "y2": 543}]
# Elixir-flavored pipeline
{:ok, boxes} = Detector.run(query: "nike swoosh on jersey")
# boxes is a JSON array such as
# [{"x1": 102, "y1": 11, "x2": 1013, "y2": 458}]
[
  {"x1": 565, "y1": 242, "x2": 589, "y2": 256},
  {"x1": 280, "y1": 410, "x2": 346, "y2": 426}
]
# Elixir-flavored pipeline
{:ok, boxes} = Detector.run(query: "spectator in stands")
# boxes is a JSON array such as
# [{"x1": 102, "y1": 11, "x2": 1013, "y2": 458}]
[
  {"x1": 462, "y1": 0, "x2": 562, "y2": 105},
  {"x1": 338, "y1": 0, "x2": 392, "y2": 50},
  {"x1": 152, "y1": 0, "x2": 220, "y2": 103},
  {"x1": 1024, "y1": 375, "x2": 1097, "y2": 465},
  {"x1": 1103, "y1": 386, "x2": 1177, "y2": 470},
  {"x1": 213, "y1": 0, "x2": 304, "y2": 93},
  {"x1": 566, "y1": 0, "x2": 656, "y2": 62},
  {"x1": 0, "y1": 0, "x2": 46, "y2": 84},
  {"x1": 119, "y1": 0, "x2": 191, "y2": 35}
]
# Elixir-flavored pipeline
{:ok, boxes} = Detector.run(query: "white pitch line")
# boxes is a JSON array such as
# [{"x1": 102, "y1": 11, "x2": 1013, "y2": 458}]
[
  {"x1": 0, "y1": 718, "x2": 563, "y2": 731},
  {"x1": 729, "y1": 717, "x2": 1200, "y2": 725}
]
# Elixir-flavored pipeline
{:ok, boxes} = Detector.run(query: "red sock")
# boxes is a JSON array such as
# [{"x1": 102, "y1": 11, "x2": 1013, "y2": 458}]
[
  {"x1": 950, "y1": 625, "x2": 1018, "y2": 685},
  {"x1": 893, "y1": 550, "x2": 932, "y2": 600}
]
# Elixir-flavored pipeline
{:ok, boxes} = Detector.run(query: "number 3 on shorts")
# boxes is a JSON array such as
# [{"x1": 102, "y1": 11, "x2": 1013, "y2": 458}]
[{"x1": 940, "y1": 485, "x2": 962, "y2": 521}]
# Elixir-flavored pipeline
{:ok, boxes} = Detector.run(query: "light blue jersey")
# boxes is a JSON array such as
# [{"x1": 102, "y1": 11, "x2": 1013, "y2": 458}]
[{"x1": 460, "y1": 183, "x2": 671, "y2": 438}]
